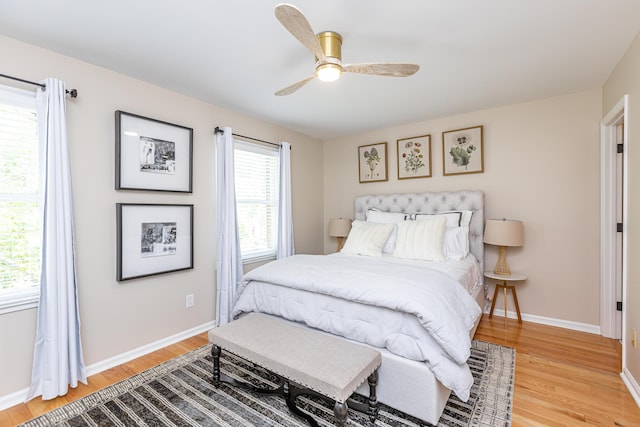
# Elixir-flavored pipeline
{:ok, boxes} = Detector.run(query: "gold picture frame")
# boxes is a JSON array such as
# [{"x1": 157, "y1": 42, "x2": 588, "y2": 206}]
[
  {"x1": 397, "y1": 134, "x2": 431, "y2": 180},
  {"x1": 358, "y1": 142, "x2": 388, "y2": 183},
  {"x1": 442, "y1": 125, "x2": 484, "y2": 176}
]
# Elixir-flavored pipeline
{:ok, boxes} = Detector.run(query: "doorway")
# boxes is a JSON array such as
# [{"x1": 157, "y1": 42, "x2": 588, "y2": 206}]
[{"x1": 600, "y1": 95, "x2": 627, "y2": 341}]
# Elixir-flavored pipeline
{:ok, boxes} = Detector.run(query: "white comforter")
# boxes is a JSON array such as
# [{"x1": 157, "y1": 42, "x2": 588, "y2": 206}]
[{"x1": 233, "y1": 254, "x2": 482, "y2": 401}]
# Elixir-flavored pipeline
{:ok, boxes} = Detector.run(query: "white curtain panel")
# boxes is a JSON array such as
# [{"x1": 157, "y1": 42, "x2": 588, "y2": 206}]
[
  {"x1": 215, "y1": 127, "x2": 243, "y2": 326},
  {"x1": 26, "y1": 78, "x2": 87, "y2": 401},
  {"x1": 276, "y1": 142, "x2": 295, "y2": 259}
]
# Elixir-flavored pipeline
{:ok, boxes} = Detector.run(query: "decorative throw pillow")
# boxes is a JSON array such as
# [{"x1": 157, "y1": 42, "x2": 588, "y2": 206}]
[
  {"x1": 365, "y1": 209, "x2": 409, "y2": 253},
  {"x1": 414, "y1": 212, "x2": 463, "y2": 227},
  {"x1": 392, "y1": 216, "x2": 447, "y2": 261},
  {"x1": 415, "y1": 211, "x2": 473, "y2": 260},
  {"x1": 341, "y1": 220, "x2": 394, "y2": 257}
]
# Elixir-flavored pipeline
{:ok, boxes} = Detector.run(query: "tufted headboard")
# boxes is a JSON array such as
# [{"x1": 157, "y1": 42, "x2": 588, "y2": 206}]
[{"x1": 354, "y1": 190, "x2": 484, "y2": 273}]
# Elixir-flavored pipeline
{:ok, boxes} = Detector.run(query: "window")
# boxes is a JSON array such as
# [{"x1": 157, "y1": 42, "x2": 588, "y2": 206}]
[
  {"x1": 0, "y1": 85, "x2": 41, "y2": 314},
  {"x1": 234, "y1": 140, "x2": 279, "y2": 262}
]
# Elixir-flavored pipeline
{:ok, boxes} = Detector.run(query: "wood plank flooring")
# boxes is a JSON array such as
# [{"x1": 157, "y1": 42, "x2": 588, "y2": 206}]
[
  {"x1": 0, "y1": 334, "x2": 209, "y2": 426},
  {"x1": 475, "y1": 315, "x2": 640, "y2": 426},
  {"x1": 1, "y1": 315, "x2": 639, "y2": 426}
]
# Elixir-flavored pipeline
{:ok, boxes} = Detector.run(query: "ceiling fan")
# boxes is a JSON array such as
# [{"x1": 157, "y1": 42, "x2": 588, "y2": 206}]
[{"x1": 274, "y1": 3, "x2": 420, "y2": 96}]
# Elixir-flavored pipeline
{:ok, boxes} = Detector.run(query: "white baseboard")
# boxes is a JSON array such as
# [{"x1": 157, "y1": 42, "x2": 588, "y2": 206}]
[
  {"x1": 485, "y1": 308, "x2": 601, "y2": 335},
  {"x1": 84, "y1": 321, "x2": 215, "y2": 377},
  {"x1": 0, "y1": 388, "x2": 30, "y2": 414},
  {"x1": 0, "y1": 321, "x2": 215, "y2": 412},
  {"x1": 621, "y1": 367, "x2": 640, "y2": 407}
]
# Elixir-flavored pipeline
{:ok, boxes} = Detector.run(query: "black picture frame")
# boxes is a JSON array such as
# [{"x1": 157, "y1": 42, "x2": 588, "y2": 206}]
[
  {"x1": 115, "y1": 111, "x2": 193, "y2": 192},
  {"x1": 116, "y1": 203, "x2": 194, "y2": 281}
]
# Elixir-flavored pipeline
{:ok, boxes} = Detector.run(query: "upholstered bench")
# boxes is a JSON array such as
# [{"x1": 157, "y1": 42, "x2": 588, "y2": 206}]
[{"x1": 208, "y1": 313, "x2": 381, "y2": 426}]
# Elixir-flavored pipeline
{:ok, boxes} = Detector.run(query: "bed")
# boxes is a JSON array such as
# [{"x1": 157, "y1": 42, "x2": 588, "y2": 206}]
[{"x1": 232, "y1": 190, "x2": 485, "y2": 425}]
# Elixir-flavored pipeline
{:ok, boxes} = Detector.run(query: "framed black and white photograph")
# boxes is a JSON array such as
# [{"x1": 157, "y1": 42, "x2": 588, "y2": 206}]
[
  {"x1": 115, "y1": 111, "x2": 193, "y2": 192},
  {"x1": 397, "y1": 134, "x2": 431, "y2": 179},
  {"x1": 442, "y1": 125, "x2": 484, "y2": 176},
  {"x1": 116, "y1": 203, "x2": 194, "y2": 281}
]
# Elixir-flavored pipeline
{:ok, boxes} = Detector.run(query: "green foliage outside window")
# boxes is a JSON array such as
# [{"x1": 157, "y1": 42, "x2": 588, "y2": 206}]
[{"x1": 0, "y1": 102, "x2": 41, "y2": 293}]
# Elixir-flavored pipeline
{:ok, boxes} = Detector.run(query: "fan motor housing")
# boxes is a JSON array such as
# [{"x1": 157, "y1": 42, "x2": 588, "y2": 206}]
[{"x1": 316, "y1": 31, "x2": 342, "y2": 61}]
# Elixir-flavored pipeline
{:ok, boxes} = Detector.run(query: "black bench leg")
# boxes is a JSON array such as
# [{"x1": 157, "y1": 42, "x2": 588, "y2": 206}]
[
  {"x1": 211, "y1": 345, "x2": 288, "y2": 397},
  {"x1": 212, "y1": 344, "x2": 221, "y2": 387},
  {"x1": 285, "y1": 382, "x2": 320, "y2": 427},
  {"x1": 368, "y1": 370, "x2": 379, "y2": 422},
  {"x1": 333, "y1": 401, "x2": 348, "y2": 426}
]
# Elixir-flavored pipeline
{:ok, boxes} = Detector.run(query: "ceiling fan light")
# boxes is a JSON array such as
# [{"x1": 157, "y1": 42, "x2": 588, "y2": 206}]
[{"x1": 316, "y1": 63, "x2": 342, "y2": 82}]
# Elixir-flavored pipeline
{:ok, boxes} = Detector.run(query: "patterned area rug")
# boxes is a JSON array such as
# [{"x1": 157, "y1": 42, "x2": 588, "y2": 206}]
[{"x1": 19, "y1": 340, "x2": 514, "y2": 427}]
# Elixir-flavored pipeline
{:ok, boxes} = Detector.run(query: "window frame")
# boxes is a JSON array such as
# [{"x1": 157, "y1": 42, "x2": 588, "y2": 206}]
[
  {"x1": 233, "y1": 139, "x2": 280, "y2": 264},
  {"x1": 0, "y1": 84, "x2": 41, "y2": 314}
]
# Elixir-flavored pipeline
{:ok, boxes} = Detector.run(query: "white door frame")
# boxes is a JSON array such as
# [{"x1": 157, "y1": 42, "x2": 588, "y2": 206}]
[{"x1": 600, "y1": 95, "x2": 628, "y2": 339}]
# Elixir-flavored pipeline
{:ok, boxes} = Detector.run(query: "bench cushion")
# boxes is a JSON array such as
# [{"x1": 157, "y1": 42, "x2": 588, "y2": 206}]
[{"x1": 209, "y1": 313, "x2": 381, "y2": 403}]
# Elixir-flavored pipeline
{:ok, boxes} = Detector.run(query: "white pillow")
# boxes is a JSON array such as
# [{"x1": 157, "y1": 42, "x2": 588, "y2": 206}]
[
  {"x1": 365, "y1": 209, "x2": 409, "y2": 253},
  {"x1": 414, "y1": 210, "x2": 472, "y2": 227},
  {"x1": 415, "y1": 211, "x2": 473, "y2": 260},
  {"x1": 341, "y1": 220, "x2": 394, "y2": 257},
  {"x1": 455, "y1": 210, "x2": 473, "y2": 227},
  {"x1": 392, "y1": 217, "x2": 447, "y2": 261},
  {"x1": 443, "y1": 226, "x2": 470, "y2": 261}
]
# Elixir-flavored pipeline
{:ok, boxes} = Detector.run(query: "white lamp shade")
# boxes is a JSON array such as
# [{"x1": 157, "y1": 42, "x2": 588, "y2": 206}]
[
  {"x1": 483, "y1": 219, "x2": 524, "y2": 247},
  {"x1": 328, "y1": 218, "x2": 352, "y2": 237}
]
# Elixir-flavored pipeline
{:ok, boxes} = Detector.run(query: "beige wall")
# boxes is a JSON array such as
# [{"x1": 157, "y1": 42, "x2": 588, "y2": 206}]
[
  {"x1": 0, "y1": 34, "x2": 324, "y2": 400},
  {"x1": 323, "y1": 89, "x2": 603, "y2": 326},
  {"x1": 603, "y1": 31, "x2": 640, "y2": 393}
]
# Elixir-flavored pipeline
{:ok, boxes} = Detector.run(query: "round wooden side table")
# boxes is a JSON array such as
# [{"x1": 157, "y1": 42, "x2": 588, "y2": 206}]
[{"x1": 484, "y1": 271, "x2": 527, "y2": 323}]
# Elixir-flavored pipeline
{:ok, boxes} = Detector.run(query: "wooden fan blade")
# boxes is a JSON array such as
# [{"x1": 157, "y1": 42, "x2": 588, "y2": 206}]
[
  {"x1": 275, "y1": 74, "x2": 316, "y2": 96},
  {"x1": 343, "y1": 63, "x2": 420, "y2": 77},
  {"x1": 275, "y1": 3, "x2": 325, "y2": 61}
]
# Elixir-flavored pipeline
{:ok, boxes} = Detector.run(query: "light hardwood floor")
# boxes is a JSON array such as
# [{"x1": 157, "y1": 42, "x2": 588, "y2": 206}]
[
  {"x1": 0, "y1": 334, "x2": 209, "y2": 426},
  {"x1": 475, "y1": 315, "x2": 640, "y2": 426},
  {"x1": 1, "y1": 315, "x2": 639, "y2": 426}
]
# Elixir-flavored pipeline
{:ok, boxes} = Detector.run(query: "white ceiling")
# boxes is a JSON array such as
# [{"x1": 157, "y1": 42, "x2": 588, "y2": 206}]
[{"x1": 1, "y1": 0, "x2": 639, "y2": 139}]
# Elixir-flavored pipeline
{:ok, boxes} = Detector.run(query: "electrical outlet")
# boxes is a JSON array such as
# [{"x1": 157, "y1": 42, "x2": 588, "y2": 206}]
[
  {"x1": 633, "y1": 329, "x2": 637, "y2": 349},
  {"x1": 185, "y1": 293, "x2": 195, "y2": 308}
]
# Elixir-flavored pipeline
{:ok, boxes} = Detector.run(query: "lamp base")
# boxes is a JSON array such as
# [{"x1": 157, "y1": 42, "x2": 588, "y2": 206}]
[
  {"x1": 493, "y1": 246, "x2": 512, "y2": 275},
  {"x1": 337, "y1": 236, "x2": 345, "y2": 252}
]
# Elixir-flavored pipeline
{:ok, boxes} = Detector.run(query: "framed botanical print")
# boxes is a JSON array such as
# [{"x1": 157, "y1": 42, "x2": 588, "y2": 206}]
[
  {"x1": 358, "y1": 142, "x2": 388, "y2": 183},
  {"x1": 397, "y1": 134, "x2": 431, "y2": 179},
  {"x1": 442, "y1": 125, "x2": 484, "y2": 176}
]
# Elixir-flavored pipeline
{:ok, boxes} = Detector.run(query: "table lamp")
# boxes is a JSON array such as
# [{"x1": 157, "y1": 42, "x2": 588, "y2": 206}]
[
  {"x1": 483, "y1": 218, "x2": 524, "y2": 275},
  {"x1": 328, "y1": 218, "x2": 352, "y2": 252}
]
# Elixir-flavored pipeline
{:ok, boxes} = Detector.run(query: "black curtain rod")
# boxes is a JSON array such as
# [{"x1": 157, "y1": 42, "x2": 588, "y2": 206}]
[
  {"x1": 214, "y1": 126, "x2": 281, "y2": 148},
  {"x1": 0, "y1": 73, "x2": 78, "y2": 98},
  {"x1": 214, "y1": 126, "x2": 280, "y2": 147}
]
